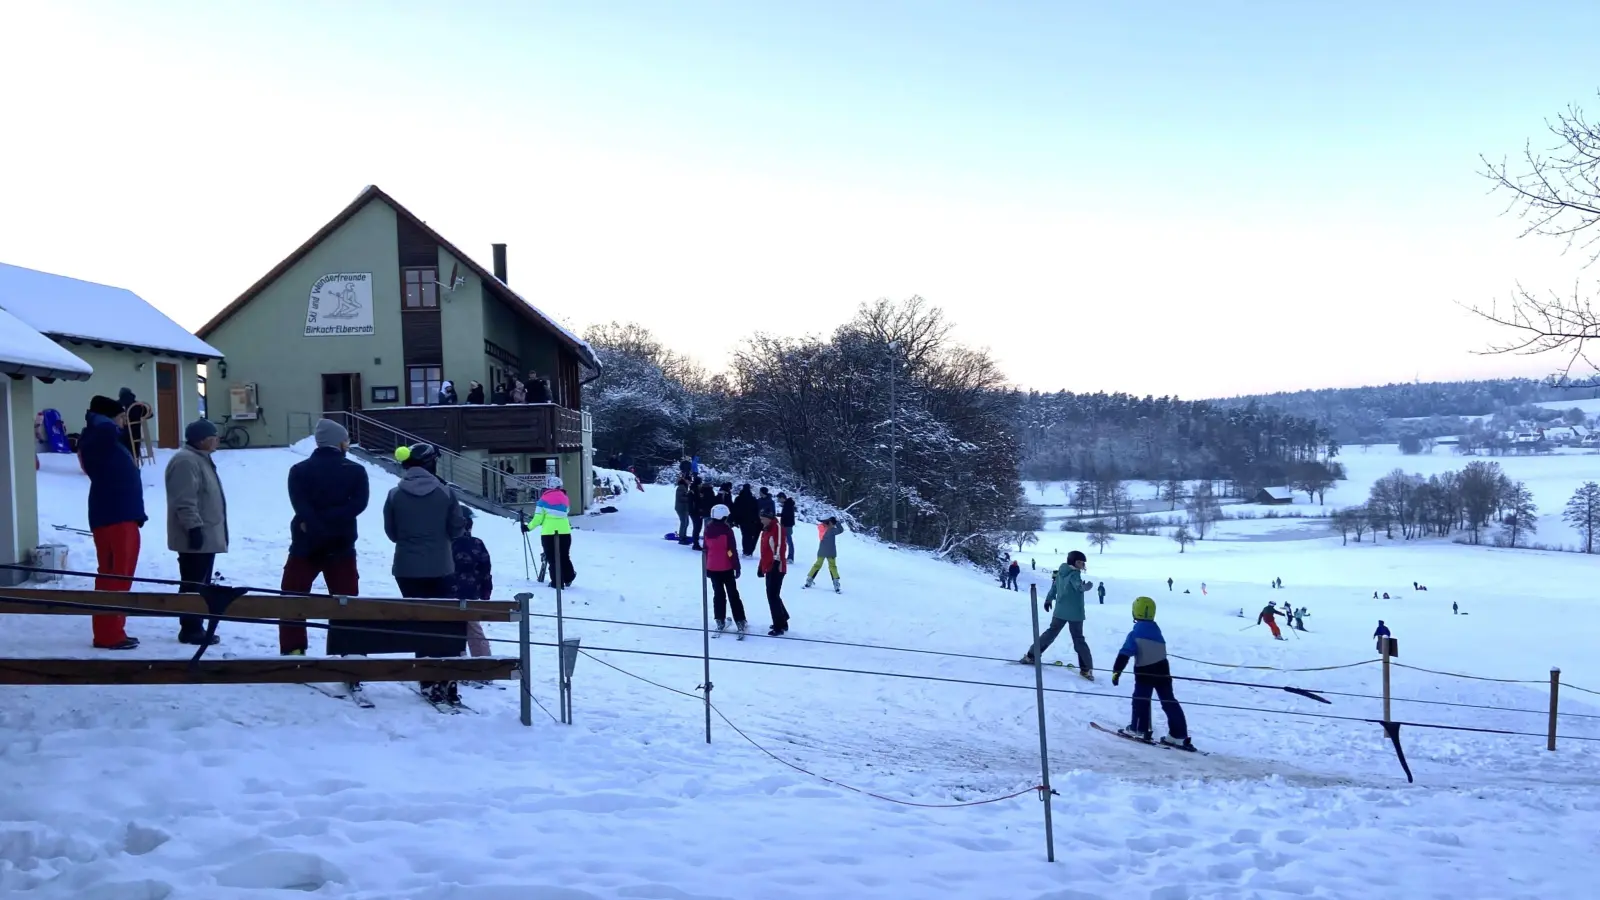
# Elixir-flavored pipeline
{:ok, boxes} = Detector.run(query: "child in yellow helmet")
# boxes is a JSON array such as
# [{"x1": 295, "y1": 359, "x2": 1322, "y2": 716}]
[{"x1": 1110, "y1": 596, "x2": 1194, "y2": 750}]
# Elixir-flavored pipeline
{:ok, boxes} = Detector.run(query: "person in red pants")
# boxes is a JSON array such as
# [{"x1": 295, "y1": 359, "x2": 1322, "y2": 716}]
[
  {"x1": 80, "y1": 395, "x2": 146, "y2": 649},
  {"x1": 279, "y1": 419, "x2": 370, "y2": 654}
]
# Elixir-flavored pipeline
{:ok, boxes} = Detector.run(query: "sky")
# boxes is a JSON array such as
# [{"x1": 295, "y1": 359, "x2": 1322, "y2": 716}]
[{"x1": 3, "y1": 0, "x2": 1599, "y2": 397}]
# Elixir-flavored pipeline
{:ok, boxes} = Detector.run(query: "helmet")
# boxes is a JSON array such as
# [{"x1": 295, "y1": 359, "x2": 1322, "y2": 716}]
[
  {"x1": 401, "y1": 443, "x2": 439, "y2": 468},
  {"x1": 1132, "y1": 596, "x2": 1156, "y2": 621},
  {"x1": 546, "y1": 475, "x2": 563, "y2": 489},
  {"x1": 710, "y1": 504, "x2": 731, "y2": 520},
  {"x1": 1067, "y1": 550, "x2": 1087, "y2": 566}
]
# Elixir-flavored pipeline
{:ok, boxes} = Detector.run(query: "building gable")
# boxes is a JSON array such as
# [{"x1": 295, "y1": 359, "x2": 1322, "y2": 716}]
[{"x1": 0, "y1": 262, "x2": 220, "y2": 360}]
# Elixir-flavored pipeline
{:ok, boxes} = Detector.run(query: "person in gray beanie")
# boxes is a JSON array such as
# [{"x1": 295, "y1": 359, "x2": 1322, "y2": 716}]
[
  {"x1": 278, "y1": 417, "x2": 369, "y2": 655},
  {"x1": 164, "y1": 418, "x2": 229, "y2": 644}
]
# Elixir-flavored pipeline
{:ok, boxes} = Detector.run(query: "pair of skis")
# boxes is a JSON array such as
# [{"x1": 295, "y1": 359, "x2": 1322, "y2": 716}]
[
  {"x1": 305, "y1": 682, "x2": 475, "y2": 714},
  {"x1": 1089, "y1": 722, "x2": 1204, "y2": 754}
]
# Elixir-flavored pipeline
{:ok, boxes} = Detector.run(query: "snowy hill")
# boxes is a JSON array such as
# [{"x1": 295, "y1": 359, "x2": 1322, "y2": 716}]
[{"x1": 4, "y1": 447, "x2": 1600, "y2": 897}]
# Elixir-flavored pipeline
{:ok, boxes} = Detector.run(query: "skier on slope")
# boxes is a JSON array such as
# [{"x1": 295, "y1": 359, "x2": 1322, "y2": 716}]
[
  {"x1": 804, "y1": 517, "x2": 844, "y2": 593},
  {"x1": 1111, "y1": 596, "x2": 1194, "y2": 750},
  {"x1": 1257, "y1": 602, "x2": 1284, "y2": 640},
  {"x1": 530, "y1": 475, "x2": 575, "y2": 589},
  {"x1": 1167, "y1": 577, "x2": 1173, "y2": 592},
  {"x1": 1097, "y1": 581, "x2": 1106, "y2": 605},
  {"x1": 1023, "y1": 549, "x2": 1094, "y2": 679},
  {"x1": 703, "y1": 504, "x2": 747, "y2": 637}
]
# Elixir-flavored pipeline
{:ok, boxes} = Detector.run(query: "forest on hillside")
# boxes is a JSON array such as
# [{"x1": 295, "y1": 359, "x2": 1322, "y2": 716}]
[
  {"x1": 1219, "y1": 379, "x2": 1596, "y2": 442},
  {"x1": 1015, "y1": 392, "x2": 1338, "y2": 493}
]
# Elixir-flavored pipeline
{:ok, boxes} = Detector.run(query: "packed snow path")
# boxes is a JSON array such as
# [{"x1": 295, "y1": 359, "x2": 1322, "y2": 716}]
[{"x1": 3, "y1": 447, "x2": 1598, "y2": 898}]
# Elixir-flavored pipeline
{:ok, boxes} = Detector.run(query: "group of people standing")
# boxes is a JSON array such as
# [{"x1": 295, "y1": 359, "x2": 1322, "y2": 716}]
[
  {"x1": 698, "y1": 493, "x2": 793, "y2": 636},
  {"x1": 436, "y1": 370, "x2": 553, "y2": 407}
]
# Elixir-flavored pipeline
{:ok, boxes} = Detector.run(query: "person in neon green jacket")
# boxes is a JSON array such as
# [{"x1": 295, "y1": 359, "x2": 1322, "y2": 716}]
[
  {"x1": 529, "y1": 475, "x2": 574, "y2": 587},
  {"x1": 1021, "y1": 549, "x2": 1096, "y2": 679}
]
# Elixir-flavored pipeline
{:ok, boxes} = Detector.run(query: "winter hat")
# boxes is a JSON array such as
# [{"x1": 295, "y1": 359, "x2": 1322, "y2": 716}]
[
  {"x1": 88, "y1": 395, "x2": 123, "y2": 418},
  {"x1": 711, "y1": 504, "x2": 731, "y2": 520},
  {"x1": 185, "y1": 418, "x2": 219, "y2": 447},
  {"x1": 546, "y1": 475, "x2": 563, "y2": 489},
  {"x1": 394, "y1": 445, "x2": 411, "y2": 463},
  {"x1": 117, "y1": 387, "x2": 136, "y2": 408},
  {"x1": 314, "y1": 418, "x2": 349, "y2": 449},
  {"x1": 1132, "y1": 596, "x2": 1157, "y2": 621},
  {"x1": 460, "y1": 505, "x2": 475, "y2": 523},
  {"x1": 1067, "y1": 550, "x2": 1087, "y2": 566}
]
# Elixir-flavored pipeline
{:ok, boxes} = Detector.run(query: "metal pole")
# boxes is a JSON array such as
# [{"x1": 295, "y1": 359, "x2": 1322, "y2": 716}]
[
  {"x1": 889, "y1": 342, "x2": 898, "y2": 544},
  {"x1": 1027, "y1": 583, "x2": 1056, "y2": 863},
  {"x1": 1549, "y1": 667, "x2": 1561, "y2": 751},
  {"x1": 518, "y1": 591, "x2": 532, "y2": 727},
  {"x1": 1381, "y1": 639, "x2": 1391, "y2": 723},
  {"x1": 701, "y1": 549, "x2": 713, "y2": 744},
  {"x1": 554, "y1": 541, "x2": 568, "y2": 725}
]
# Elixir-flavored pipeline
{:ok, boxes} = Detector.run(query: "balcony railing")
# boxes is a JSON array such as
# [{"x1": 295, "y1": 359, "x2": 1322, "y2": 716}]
[{"x1": 352, "y1": 402, "x2": 584, "y2": 455}]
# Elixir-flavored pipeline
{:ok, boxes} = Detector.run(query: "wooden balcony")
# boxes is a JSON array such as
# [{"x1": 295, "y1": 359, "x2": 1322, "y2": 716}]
[{"x1": 355, "y1": 403, "x2": 583, "y2": 455}]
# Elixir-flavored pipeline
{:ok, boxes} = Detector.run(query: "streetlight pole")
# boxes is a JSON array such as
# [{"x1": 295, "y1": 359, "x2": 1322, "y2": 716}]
[{"x1": 888, "y1": 341, "x2": 898, "y2": 544}]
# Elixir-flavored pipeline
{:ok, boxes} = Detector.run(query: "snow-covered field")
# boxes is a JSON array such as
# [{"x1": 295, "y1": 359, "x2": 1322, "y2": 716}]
[{"x1": 4, "y1": 445, "x2": 1600, "y2": 898}]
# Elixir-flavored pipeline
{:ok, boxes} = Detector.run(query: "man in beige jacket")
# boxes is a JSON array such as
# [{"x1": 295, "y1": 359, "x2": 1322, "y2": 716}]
[{"x1": 165, "y1": 419, "x2": 230, "y2": 645}]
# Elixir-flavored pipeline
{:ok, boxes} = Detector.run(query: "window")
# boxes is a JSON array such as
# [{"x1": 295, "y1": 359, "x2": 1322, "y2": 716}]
[
  {"x1": 407, "y1": 366, "x2": 442, "y2": 405},
  {"x1": 371, "y1": 385, "x2": 400, "y2": 404},
  {"x1": 403, "y1": 267, "x2": 438, "y2": 309}
]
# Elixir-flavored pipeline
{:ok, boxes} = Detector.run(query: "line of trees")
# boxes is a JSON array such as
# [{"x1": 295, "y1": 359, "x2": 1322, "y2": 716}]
[
  {"x1": 1017, "y1": 392, "x2": 1338, "y2": 496},
  {"x1": 1331, "y1": 461, "x2": 1537, "y2": 548}
]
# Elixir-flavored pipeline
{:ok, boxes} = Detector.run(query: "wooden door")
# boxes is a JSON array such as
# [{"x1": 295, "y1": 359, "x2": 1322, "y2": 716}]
[{"x1": 155, "y1": 362, "x2": 180, "y2": 449}]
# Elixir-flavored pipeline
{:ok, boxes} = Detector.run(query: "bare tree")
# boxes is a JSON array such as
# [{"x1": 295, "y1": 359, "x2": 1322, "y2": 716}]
[
  {"x1": 1186, "y1": 483, "x2": 1222, "y2": 540},
  {"x1": 1565, "y1": 481, "x2": 1600, "y2": 553},
  {"x1": 1500, "y1": 481, "x2": 1539, "y2": 548},
  {"x1": 1087, "y1": 520, "x2": 1115, "y2": 554},
  {"x1": 1350, "y1": 505, "x2": 1370, "y2": 543},
  {"x1": 1171, "y1": 525, "x2": 1194, "y2": 554},
  {"x1": 1160, "y1": 476, "x2": 1186, "y2": 511},
  {"x1": 1333, "y1": 508, "x2": 1352, "y2": 546},
  {"x1": 1476, "y1": 98, "x2": 1600, "y2": 385}
]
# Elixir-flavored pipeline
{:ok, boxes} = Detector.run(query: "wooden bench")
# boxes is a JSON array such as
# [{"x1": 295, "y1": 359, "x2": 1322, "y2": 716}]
[{"x1": 0, "y1": 588, "x2": 522, "y2": 687}]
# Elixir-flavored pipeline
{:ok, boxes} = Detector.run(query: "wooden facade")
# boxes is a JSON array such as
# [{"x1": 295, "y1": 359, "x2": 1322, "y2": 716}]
[{"x1": 357, "y1": 403, "x2": 583, "y2": 454}]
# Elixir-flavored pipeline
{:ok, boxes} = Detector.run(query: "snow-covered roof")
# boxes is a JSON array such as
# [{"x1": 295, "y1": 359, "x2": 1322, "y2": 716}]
[
  {"x1": 0, "y1": 307, "x2": 93, "y2": 380},
  {"x1": 1258, "y1": 486, "x2": 1295, "y2": 501},
  {"x1": 0, "y1": 262, "x2": 222, "y2": 360}
]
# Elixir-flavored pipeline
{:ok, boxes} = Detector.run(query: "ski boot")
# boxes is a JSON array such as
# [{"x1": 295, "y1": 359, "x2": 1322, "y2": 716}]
[
  {"x1": 1119, "y1": 725, "x2": 1153, "y2": 742},
  {"x1": 803, "y1": 578, "x2": 814, "y2": 589},
  {"x1": 715, "y1": 619, "x2": 727, "y2": 635},
  {"x1": 736, "y1": 621, "x2": 748, "y2": 640},
  {"x1": 832, "y1": 579, "x2": 841, "y2": 594},
  {"x1": 1160, "y1": 734, "x2": 1195, "y2": 751},
  {"x1": 1079, "y1": 669, "x2": 1095, "y2": 682},
  {"x1": 1020, "y1": 653, "x2": 1035, "y2": 665}
]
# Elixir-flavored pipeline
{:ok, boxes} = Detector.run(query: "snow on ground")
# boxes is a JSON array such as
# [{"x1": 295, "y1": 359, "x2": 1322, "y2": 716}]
[{"x1": 4, "y1": 447, "x2": 1600, "y2": 898}]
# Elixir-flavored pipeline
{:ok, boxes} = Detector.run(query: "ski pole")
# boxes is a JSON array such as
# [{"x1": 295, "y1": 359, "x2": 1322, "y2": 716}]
[{"x1": 1239, "y1": 622, "x2": 1260, "y2": 632}]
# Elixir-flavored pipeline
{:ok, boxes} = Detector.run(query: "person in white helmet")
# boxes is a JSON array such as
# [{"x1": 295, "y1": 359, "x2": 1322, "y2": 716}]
[{"x1": 702, "y1": 504, "x2": 747, "y2": 636}]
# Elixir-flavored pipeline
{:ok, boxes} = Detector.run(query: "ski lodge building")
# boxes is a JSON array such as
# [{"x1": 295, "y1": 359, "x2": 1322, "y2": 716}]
[{"x1": 196, "y1": 185, "x2": 600, "y2": 509}]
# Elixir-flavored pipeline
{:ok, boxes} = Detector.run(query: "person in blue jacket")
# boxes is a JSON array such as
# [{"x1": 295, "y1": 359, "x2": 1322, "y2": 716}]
[
  {"x1": 80, "y1": 395, "x2": 147, "y2": 650},
  {"x1": 1110, "y1": 596, "x2": 1194, "y2": 750}
]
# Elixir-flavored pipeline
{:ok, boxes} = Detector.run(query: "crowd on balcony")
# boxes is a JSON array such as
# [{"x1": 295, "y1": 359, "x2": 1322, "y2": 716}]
[{"x1": 434, "y1": 371, "x2": 554, "y2": 407}]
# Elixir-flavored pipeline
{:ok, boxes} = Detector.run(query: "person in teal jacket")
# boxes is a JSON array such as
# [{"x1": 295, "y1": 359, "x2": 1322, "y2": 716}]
[{"x1": 1021, "y1": 549, "x2": 1096, "y2": 680}]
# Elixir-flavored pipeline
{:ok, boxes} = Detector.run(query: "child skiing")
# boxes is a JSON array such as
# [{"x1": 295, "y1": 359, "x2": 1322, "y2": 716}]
[
  {"x1": 1257, "y1": 602, "x2": 1284, "y2": 640},
  {"x1": 703, "y1": 504, "x2": 747, "y2": 637},
  {"x1": 1111, "y1": 596, "x2": 1194, "y2": 750},
  {"x1": 804, "y1": 517, "x2": 844, "y2": 593},
  {"x1": 1023, "y1": 550, "x2": 1094, "y2": 680}
]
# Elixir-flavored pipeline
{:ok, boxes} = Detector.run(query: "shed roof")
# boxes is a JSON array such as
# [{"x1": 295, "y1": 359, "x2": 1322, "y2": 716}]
[
  {"x1": 0, "y1": 262, "x2": 221, "y2": 360},
  {"x1": 1258, "y1": 486, "x2": 1295, "y2": 501},
  {"x1": 0, "y1": 307, "x2": 94, "y2": 381}
]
